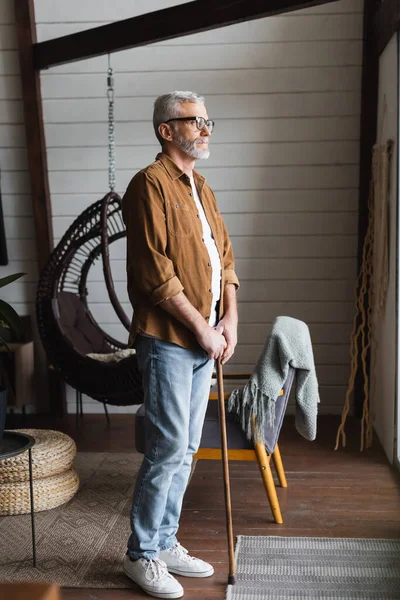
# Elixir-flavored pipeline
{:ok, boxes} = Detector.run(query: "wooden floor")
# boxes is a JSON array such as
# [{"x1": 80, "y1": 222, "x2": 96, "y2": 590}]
[{"x1": 11, "y1": 413, "x2": 400, "y2": 599}]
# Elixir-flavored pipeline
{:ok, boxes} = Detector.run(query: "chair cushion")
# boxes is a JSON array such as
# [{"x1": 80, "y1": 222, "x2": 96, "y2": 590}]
[
  {"x1": 135, "y1": 404, "x2": 253, "y2": 454},
  {"x1": 57, "y1": 291, "x2": 111, "y2": 355},
  {"x1": 134, "y1": 367, "x2": 295, "y2": 455},
  {"x1": 134, "y1": 398, "x2": 283, "y2": 454},
  {"x1": 199, "y1": 402, "x2": 254, "y2": 450}
]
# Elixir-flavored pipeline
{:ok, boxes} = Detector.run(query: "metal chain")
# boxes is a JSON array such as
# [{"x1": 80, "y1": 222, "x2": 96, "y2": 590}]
[{"x1": 107, "y1": 55, "x2": 116, "y2": 192}]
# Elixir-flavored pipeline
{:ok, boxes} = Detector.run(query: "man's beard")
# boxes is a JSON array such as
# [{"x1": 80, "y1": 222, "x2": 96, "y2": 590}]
[{"x1": 172, "y1": 131, "x2": 210, "y2": 159}]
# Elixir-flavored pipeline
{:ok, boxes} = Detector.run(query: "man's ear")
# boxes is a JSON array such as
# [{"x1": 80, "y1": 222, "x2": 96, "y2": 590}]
[{"x1": 158, "y1": 123, "x2": 173, "y2": 143}]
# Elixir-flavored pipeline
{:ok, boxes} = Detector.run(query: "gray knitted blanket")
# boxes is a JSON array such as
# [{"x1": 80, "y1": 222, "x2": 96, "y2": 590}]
[{"x1": 228, "y1": 316, "x2": 320, "y2": 444}]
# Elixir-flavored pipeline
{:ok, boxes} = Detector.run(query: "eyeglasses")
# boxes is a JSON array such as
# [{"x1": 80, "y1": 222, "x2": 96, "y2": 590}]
[{"x1": 165, "y1": 116, "x2": 215, "y2": 133}]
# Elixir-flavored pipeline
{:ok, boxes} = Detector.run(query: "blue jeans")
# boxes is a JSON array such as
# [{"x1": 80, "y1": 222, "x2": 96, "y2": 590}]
[{"x1": 128, "y1": 335, "x2": 214, "y2": 560}]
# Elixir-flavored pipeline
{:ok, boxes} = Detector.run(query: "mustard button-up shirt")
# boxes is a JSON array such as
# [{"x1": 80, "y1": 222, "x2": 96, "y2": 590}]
[{"x1": 122, "y1": 152, "x2": 240, "y2": 349}]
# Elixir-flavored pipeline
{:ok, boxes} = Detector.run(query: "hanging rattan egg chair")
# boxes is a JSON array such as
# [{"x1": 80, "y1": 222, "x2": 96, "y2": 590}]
[{"x1": 36, "y1": 192, "x2": 143, "y2": 406}]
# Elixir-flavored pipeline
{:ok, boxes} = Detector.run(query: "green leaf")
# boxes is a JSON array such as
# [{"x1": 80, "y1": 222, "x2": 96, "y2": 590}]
[
  {"x1": 0, "y1": 299, "x2": 22, "y2": 339},
  {"x1": 0, "y1": 273, "x2": 25, "y2": 289}
]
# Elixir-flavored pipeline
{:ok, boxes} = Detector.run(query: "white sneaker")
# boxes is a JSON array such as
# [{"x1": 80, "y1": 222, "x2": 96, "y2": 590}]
[
  {"x1": 159, "y1": 543, "x2": 214, "y2": 578},
  {"x1": 123, "y1": 555, "x2": 184, "y2": 599}
]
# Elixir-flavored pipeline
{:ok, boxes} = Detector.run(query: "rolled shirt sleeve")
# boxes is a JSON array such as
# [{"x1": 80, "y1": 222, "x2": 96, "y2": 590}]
[
  {"x1": 150, "y1": 276, "x2": 184, "y2": 305},
  {"x1": 224, "y1": 269, "x2": 240, "y2": 289}
]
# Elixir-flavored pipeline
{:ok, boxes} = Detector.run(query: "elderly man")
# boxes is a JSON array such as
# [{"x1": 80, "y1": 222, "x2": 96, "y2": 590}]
[{"x1": 122, "y1": 91, "x2": 239, "y2": 599}]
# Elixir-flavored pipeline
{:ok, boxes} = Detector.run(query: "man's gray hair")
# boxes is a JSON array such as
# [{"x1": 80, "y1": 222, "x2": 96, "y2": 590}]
[{"x1": 153, "y1": 91, "x2": 205, "y2": 145}]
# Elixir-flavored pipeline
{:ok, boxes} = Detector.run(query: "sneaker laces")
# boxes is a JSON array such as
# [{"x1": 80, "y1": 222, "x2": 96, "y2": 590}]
[
  {"x1": 144, "y1": 558, "x2": 171, "y2": 582},
  {"x1": 169, "y1": 543, "x2": 196, "y2": 563}
]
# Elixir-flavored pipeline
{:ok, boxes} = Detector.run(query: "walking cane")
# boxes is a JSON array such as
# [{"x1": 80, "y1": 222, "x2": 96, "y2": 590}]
[{"x1": 216, "y1": 358, "x2": 236, "y2": 585}]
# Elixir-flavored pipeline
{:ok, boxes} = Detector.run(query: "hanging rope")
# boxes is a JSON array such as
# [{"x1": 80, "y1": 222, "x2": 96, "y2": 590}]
[
  {"x1": 335, "y1": 138, "x2": 393, "y2": 452},
  {"x1": 107, "y1": 54, "x2": 116, "y2": 192}
]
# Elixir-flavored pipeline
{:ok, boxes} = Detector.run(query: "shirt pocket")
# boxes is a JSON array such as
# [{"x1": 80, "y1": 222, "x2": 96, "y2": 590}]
[{"x1": 166, "y1": 201, "x2": 193, "y2": 238}]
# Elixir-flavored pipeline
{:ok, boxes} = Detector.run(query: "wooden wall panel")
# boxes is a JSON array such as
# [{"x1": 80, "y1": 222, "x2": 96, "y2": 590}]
[{"x1": 31, "y1": 0, "x2": 363, "y2": 414}]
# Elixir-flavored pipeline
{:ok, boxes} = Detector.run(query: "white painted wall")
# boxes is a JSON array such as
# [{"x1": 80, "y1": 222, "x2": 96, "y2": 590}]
[
  {"x1": 1, "y1": 0, "x2": 363, "y2": 415},
  {"x1": 372, "y1": 34, "x2": 398, "y2": 464}
]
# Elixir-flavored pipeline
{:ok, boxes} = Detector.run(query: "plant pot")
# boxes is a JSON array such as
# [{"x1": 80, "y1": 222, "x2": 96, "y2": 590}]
[{"x1": 0, "y1": 385, "x2": 7, "y2": 441}]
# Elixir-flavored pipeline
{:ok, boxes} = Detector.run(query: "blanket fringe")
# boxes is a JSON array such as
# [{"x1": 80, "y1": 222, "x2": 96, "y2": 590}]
[{"x1": 228, "y1": 384, "x2": 276, "y2": 445}]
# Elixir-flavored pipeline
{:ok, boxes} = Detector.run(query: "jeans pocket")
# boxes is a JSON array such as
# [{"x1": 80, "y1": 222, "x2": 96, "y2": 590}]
[
  {"x1": 134, "y1": 335, "x2": 148, "y2": 362},
  {"x1": 135, "y1": 336, "x2": 158, "y2": 368}
]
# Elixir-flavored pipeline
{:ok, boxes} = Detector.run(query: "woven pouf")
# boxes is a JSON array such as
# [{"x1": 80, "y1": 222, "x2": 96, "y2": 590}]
[
  {"x1": 0, "y1": 429, "x2": 77, "y2": 483},
  {"x1": 0, "y1": 467, "x2": 80, "y2": 515},
  {"x1": 0, "y1": 429, "x2": 79, "y2": 515}
]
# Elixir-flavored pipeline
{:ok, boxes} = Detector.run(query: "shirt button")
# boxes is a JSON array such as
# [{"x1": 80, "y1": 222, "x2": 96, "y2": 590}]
[
  {"x1": 209, "y1": 289, "x2": 212, "y2": 293},
  {"x1": 205, "y1": 316, "x2": 210, "y2": 321},
  {"x1": 202, "y1": 238, "x2": 205, "y2": 243},
  {"x1": 197, "y1": 214, "x2": 200, "y2": 218},
  {"x1": 208, "y1": 262, "x2": 211, "y2": 266},
  {"x1": 189, "y1": 192, "x2": 193, "y2": 196}
]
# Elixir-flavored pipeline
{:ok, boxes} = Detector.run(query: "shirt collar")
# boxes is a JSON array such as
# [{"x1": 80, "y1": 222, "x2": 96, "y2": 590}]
[{"x1": 156, "y1": 152, "x2": 205, "y2": 186}]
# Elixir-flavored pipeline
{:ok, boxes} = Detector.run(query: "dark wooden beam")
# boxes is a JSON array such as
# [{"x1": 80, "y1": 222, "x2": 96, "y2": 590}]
[
  {"x1": 354, "y1": 0, "x2": 381, "y2": 417},
  {"x1": 14, "y1": 0, "x2": 59, "y2": 418},
  {"x1": 370, "y1": 0, "x2": 400, "y2": 57},
  {"x1": 34, "y1": 0, "x2": 338, "y2": 70},
  {"x1": 14, "y1": 0, "x2": 53, "y2": 271}
]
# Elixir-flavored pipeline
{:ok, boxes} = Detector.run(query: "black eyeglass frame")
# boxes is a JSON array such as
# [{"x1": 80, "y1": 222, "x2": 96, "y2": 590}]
[{"x1": 164, "y1": 116, "x2": 215, "y2": 132}]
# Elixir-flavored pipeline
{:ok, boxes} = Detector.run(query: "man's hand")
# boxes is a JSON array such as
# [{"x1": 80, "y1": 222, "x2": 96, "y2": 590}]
[
  {"x1": 160, "y1": 292, "x2": 226, "y2": 360},
  {"x1": 215, "y1": 316, "x2": 238, "y2": 364},
  {"x1": 195, "y1": 324, "x2": 227, "y2": 360},
  {"x1": 159, "y1": 291, "x2": 235, "y2": 362}
]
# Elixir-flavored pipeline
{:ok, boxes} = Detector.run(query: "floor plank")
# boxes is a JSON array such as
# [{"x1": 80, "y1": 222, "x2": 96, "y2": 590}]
[{"x1": 6, "y1": 413, "x2": 400, "y2": 599}]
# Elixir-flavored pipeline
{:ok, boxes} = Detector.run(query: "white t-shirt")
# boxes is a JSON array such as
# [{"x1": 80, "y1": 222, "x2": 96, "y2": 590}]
[{"x1": 189, "y1": 174, "x2": 222, "y2": 328}]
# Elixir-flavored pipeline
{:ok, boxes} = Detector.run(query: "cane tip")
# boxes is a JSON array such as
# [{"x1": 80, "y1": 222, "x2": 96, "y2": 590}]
[{"x1": 228, "y1": 575, "x2": 237, "y2": 585}]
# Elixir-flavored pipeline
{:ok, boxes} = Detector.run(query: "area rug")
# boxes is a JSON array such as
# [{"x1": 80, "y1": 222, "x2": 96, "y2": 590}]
[
  {"x1": 0, "y1": 452, "x2": 149, "y2": 587},
  {"x1": 227, "y1": 536, "x2": 400, "y2": 599}
]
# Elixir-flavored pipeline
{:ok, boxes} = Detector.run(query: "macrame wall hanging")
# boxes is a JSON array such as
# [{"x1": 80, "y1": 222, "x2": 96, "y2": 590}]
[{"x1": 335, "y1": 131, "x2": 394, "y2": 452}]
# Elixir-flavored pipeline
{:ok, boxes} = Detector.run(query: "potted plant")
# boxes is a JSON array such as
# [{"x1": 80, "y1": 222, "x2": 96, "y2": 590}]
[{"x1": 0, "y1": 272, "x2": 25, "y2": 440}]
